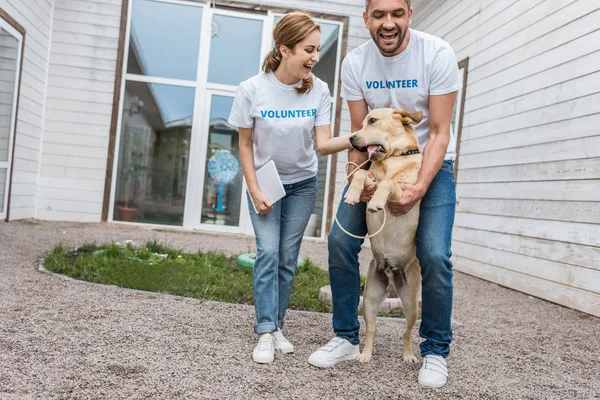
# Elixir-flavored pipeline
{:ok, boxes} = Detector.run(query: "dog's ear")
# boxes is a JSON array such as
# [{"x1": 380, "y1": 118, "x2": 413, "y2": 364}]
[{"x1": 393, "y1": 110, "x2": 423, "y2": 125}]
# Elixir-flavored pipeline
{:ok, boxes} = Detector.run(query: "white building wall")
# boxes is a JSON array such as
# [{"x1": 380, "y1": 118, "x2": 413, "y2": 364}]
[
  {"x1": 36, "y1": 0, "x2": 122, "y2": 222},
  {"x1": 411, "y1": 0, "x2": 600, "y2": 316},
  {"x1": 0, "y1": 0, "x2": 54, "y2": 220}
]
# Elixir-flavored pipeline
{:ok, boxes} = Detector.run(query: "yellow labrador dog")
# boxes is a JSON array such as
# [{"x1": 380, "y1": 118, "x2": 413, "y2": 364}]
[{"x1": 344, "y1": 108, "x2": 423, "y2": 363}]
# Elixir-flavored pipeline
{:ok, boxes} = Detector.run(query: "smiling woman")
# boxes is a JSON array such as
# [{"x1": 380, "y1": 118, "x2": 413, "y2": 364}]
[{"x1": 227, "y1": 11, "x2": 351, "y2": 364}]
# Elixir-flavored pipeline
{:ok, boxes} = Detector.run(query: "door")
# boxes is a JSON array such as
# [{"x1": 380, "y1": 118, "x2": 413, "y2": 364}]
[{"x1": 185, "y1": 9, "x2": 266, "y2": 233}]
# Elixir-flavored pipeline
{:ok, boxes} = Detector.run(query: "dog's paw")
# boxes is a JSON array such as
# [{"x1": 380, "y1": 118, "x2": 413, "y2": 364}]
[
  {"x1": 403, "y1": 353, "x2": 418, "y2": 364},
  {"x1": 367, "y1": 199, "x2": 385, "y2": 213},
  {"x1": 344, "y1": 189, "x2": 361, "y2": 206},
  {"x1": 357, "y1": 352, "x2": 372, "y2": 363}
]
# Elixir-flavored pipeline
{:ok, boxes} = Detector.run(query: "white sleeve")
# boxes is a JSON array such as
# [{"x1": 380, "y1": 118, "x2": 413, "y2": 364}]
[
  {"x1": 314, "y1": 83, "x2": 331, "y2": 127},
  {"x1": 340, "y1": 57, "x2": 363, "y2": 101},
  {"x1": 227, "y1": 85, "x2": 254, "y2": 128},
  {"x1": 429, "y1": 44, "x2": 461, "y2": 96}
]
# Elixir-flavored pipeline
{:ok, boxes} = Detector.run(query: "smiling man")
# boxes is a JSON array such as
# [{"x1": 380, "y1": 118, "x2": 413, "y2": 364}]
[{"x1": 307, "y1": 0, "x2": 460, "y2": 389}]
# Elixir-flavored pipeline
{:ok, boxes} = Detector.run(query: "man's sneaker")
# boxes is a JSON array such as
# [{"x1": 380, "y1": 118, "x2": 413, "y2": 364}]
[
  {"x1": 252, "y1": 333, "x2": 274, "y2": 364},
  {"x1": 418, "y1": 355, "x2": 448, "y2": 388},
  {"x1": 273, "y1": 329, "x2": 294, "y2": 353},
  {"x1": 307, "y1": 337, "x2": 359, "y2": 367}
]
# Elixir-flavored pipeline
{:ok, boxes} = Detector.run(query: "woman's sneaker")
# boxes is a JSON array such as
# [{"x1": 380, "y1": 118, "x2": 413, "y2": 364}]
[
  {"x1": 273, "y1": 329, "x2": 294, "y2": 353},
  {"x1": 307, "y1": 337, "x2": 359, "y2": 367},
  {"x1": 252, "y1": 333, "x2": 275, "y2": 364}
]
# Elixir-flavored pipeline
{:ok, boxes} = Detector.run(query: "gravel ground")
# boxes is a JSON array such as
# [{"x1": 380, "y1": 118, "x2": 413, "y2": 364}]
[{"x1": 1, "y1": 220, "x2": 599, "y2": 400}]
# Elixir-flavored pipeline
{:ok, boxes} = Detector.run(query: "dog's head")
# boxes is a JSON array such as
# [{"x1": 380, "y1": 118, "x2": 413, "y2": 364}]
[{"x1": 349, "y1": 108, "x2": 423, "y2": 162}]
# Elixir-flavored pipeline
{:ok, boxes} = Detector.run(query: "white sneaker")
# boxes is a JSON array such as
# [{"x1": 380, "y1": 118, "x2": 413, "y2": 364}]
[
  {"x1": 252, "y1": 334, "x2": 274, "y2": 364},
  {"x1": 273, "y1": 329, "x2": 294, "y2": 353},
  {"x1": 418, "y1": 355, "x2": 448, "y2": 388},
  {"x1": 307, "y1": 337, "x2": 359, "y2": 368}
]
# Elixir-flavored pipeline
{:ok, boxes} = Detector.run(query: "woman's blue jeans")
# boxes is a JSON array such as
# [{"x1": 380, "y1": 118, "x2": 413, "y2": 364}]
[
  {"x1": 328, "y1": 160, "x2": 456, "y2": 357},
  {"x1": 247, "y1": 175, "x2": 318, "y2": 334}
]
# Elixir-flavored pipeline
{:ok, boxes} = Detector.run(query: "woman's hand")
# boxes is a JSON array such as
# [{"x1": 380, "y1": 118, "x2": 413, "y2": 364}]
[{"x1": 251, "y1": 190, "x2": 273, "y2": 215}]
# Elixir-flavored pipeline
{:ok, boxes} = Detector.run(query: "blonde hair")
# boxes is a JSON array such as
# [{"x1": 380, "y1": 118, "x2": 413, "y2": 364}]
[{"x1": 262, "y1": 11, "x2": 320, "y2": 95}]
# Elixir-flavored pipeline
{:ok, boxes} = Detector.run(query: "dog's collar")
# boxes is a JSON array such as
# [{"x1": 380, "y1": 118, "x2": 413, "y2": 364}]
[{"x1": 400, "y1": 149, "x2": 420, "y2": 156}]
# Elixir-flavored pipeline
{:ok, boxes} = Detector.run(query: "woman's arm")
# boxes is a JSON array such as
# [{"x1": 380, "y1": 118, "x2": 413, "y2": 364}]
[
  {"x1": 314, "y1": 124, "x2": 352, "y2": 156},
  {"x1": 238, "y1": 127, "x2": 273, "y2": 214}
]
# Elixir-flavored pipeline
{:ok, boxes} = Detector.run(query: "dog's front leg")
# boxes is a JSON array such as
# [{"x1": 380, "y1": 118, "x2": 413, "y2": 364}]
[
  {"x1": 367, "y1": 179, "x2": 398, "y2": 212},
  {"x1": 344, "y1": 169, "x2": 374, "y2": 206}
]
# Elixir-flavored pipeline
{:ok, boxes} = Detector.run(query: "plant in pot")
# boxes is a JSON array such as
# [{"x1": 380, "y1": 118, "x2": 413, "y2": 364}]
[{"x1": 118, "y1": 160, "x2": 144, "y2": 222}]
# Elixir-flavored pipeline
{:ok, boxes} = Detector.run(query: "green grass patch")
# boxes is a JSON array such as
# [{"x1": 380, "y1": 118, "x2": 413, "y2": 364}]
[
  {"x1": 43, "y1": 241, "x2": 409, "y2": 318},
  {"x1": 43, "y1": 241, "x2": 333, "y2": 313}
]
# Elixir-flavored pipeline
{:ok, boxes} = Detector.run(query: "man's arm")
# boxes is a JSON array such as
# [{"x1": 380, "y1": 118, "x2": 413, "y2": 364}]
[
  {"x1": 388, "y1": 91, "x2": 457, "y2": 216},
  {"x1": 346, "y1": 99, "x2": 377, "y2": 202}
]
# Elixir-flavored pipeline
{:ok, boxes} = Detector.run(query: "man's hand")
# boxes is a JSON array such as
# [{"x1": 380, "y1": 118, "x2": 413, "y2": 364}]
[{"x1": 387, "y1": 182, "x2": 427, "y2": 216}]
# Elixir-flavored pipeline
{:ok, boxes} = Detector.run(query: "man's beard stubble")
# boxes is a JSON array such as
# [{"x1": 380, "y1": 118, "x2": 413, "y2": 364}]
[{"x1": 371, "y1": 26, "x2": 408, "y2": 55}]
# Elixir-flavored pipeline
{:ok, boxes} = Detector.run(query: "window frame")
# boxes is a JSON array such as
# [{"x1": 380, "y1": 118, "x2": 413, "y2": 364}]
[
  {"x1": 0, "y1": 8, "x2": 25, "y2": 222},
  {"x1": 453, "y1": 57, "x2": 469, "y2": 184}
]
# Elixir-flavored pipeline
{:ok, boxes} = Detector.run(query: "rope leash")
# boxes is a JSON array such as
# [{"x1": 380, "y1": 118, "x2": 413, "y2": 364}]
[{"x1": 333, "y1": 160, "x2": 387, "y2": 240}]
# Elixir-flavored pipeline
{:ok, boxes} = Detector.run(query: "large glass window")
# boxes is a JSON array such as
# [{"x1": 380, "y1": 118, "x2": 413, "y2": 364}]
[
  {"x1": 127, "y1": 0, "x2": 202, "y2": 81},
  {"x1": 113, "y1": 82, "x2": 195, "y2": 225},
  {"x1": 208, "y1": 15, "x2": 263, "y2": 86},
  {"x1": 114, "y1": 0, "x2": 203, "y2": 225},
  {"x1": 0, "y1": 23, "x2": 22, "y2": 219}
]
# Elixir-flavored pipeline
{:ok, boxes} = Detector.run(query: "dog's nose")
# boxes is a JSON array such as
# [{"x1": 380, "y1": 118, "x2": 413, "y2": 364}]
[{"x1": 349, "y1": 135, "x2": 356, "y2": 143}]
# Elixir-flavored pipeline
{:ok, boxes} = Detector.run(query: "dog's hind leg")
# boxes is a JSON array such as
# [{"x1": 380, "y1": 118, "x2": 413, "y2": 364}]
[
  {"x1": 357, "y1": 258, "x2": 388, "y2": 363},
  {"x1": 396, "y1": 258, "x2": 421, "y2": 363}
]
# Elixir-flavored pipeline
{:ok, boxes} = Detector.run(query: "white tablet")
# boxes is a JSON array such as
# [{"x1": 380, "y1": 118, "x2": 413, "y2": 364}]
[{"x1": 251, "y1": 160, "x2": 286, "y2": 213}]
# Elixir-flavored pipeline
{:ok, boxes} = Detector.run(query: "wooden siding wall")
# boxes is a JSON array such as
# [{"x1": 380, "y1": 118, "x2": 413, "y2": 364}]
[
  {"x1": 37, "y1": 0, "x2": 122, "y2": 222},
  {"x1": 412, "y1": 0, "x2": 600, "y2": 316}
]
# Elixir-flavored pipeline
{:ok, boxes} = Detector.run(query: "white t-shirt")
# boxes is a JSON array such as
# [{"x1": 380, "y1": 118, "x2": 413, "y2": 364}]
[
  {"x1": 341, "y1": 29, "x2": 460, "y2": 160},
  {"x1": 228, "y1": 72, "x2": 331, "y2": 184}
]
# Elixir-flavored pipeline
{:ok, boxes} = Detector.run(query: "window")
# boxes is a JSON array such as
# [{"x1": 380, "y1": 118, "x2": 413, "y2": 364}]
[
  {"x1": 0, "y1": 13, "x2": 24, "y2": 221},
  {"x1": 113, "y1": 0, "x2": 203, "y2": 225}
]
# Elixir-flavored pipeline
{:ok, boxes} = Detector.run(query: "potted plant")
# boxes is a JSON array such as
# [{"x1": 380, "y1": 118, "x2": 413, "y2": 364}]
[{"x1": 118, "y1": 160, "x2": 144, "y2": 222}]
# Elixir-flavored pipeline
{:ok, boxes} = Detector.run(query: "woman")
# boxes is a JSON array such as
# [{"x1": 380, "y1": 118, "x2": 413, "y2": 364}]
[{"x1": 228, "y1": 11, "x2": 351, "y2": 364}]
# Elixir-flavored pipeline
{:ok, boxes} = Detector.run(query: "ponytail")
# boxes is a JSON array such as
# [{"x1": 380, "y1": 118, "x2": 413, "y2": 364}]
[
  {"x1": 262, "y1": 47, "x2": 282, "y2": 74},
  {"x1": 297, "y1": 75, "x2": 313, "y2": 95}
]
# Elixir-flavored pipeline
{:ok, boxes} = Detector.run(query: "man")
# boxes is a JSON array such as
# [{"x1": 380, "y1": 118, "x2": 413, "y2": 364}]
[{"x1": 307, "y1": 0, "x2": 460, "y2": 388}]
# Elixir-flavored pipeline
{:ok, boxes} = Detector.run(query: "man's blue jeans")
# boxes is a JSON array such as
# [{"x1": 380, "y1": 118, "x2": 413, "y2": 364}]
[
  {"x1": 328, "y1": 160, "x2": 456, "y2": 357},
  {"x1": 248, "y1": 175, "x2": 318, "y2": 334}
]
